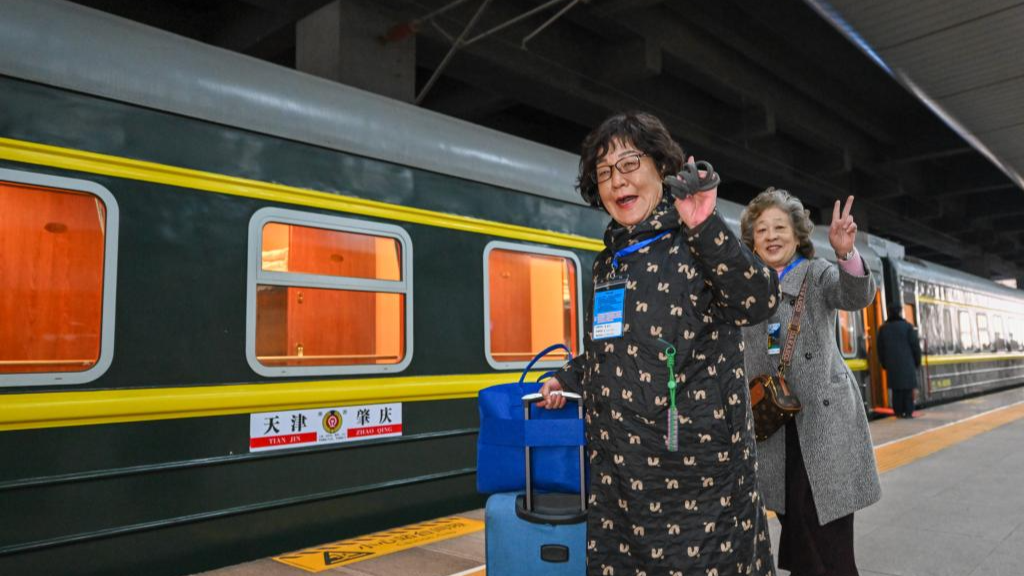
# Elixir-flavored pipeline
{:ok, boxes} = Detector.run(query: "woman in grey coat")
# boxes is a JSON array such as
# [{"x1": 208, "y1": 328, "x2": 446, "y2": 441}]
[{"x1": 740, "y1": 188, "x2": 881, "y2": 576}]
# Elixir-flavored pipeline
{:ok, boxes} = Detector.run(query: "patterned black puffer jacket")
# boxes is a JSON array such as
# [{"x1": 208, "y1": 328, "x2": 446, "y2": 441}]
[{"x1": 556, "y1": 199, "x2": 780, "y2": 576}]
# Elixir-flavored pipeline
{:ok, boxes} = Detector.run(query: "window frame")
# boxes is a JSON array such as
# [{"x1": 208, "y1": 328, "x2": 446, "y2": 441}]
[
  {"x1": 0, "y1": 168, "x2": 119, "y2": 387},
  {"x1": 976, "y1": 312, "x2": 991, "y2": 351},
  {"x1": 958, "y1": 309, "x2": 974, "y2": 352},
  {"x1": 836, "y1": 310, "x2": 859, "y2": 358},
  {"x1": 245, "y1": 208, "x2": 413, "y2": 377},
  {"x1": 482, "y1": 241, "x2": 583, "y2": 371}
]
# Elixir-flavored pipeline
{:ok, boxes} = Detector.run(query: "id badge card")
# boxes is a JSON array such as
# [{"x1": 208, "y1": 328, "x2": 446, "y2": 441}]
[
  {"x1": 593, "y1": 278, "x2": 628, "y2": 340},
  {"x1": 767, "y1": 322, "x2": 782, "y2": 355}
]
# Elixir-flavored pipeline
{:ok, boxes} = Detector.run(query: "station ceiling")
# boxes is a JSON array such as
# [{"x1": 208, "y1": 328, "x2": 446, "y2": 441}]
[{"x1": 65, "y1": 0, "x2": 1024, "y2": 281}]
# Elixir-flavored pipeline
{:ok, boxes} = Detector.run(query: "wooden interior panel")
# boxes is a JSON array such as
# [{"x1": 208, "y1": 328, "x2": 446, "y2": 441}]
[
  {"x1": 256, "y1": 224, "x2": 404, "y2": 367},
  {"x1": 0, "y1": 183, "x2": 105, "y2": 373},
  {"x1": 489, "y1": 250, "x2": 533, "y2": 361}
]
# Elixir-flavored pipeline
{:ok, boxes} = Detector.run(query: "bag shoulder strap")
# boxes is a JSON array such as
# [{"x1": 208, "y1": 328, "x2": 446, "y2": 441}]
[{"x1": 778, "y1": 274, "x2": 811, "y2": 377}]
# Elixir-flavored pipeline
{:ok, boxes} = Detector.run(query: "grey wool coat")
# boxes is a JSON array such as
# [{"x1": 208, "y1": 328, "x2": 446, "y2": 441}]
[{"x1": 741, "y1": 258, "x2": 881, "y2": 525}]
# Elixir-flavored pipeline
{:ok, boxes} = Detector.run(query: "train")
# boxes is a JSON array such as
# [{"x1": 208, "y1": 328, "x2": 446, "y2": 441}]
[{"x1": 2, "y1": 1, "x2": 1024, "y2": 575}]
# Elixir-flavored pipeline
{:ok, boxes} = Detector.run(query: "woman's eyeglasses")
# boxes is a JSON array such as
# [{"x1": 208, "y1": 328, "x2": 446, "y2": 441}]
[{"x1": 595, "y1": 153, "x2": 646, "y2": 183}]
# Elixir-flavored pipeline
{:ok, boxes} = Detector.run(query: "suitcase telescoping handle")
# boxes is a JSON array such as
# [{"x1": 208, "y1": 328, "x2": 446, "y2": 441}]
[{"x1": 521, "y1": 392, "x2": 586, "y2": 515}]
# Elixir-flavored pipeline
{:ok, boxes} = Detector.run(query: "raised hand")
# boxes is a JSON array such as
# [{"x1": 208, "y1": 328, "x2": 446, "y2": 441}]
[
  {"x1": 672, "y1": 156, "x2": 717, "y2": 229},
  {"x1": 829, "y1": 195, "x2": 858, "y2": 257}
]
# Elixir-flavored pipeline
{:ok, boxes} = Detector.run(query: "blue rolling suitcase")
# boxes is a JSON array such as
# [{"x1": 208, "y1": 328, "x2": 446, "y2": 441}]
[{"x1": 485, "y1": 391, "x2": 587, "y2": 576}]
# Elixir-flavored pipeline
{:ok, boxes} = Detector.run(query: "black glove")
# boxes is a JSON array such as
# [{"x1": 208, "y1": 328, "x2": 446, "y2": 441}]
[{"x1": 663, "y1": 160, "x2": 720, "y2": 200}]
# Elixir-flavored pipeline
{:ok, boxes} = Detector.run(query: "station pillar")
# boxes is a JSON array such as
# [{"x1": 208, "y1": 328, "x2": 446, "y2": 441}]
[{"x1": 296, "y1": 0, "x2": 416, "y2": 103}]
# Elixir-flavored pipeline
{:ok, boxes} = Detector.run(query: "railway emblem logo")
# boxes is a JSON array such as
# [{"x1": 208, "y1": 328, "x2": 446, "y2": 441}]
[{"x1": 322, "y1": 410, "x2": 343, "y2": 433}]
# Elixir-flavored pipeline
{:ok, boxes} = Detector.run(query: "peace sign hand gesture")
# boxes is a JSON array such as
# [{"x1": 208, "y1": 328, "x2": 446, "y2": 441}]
[{"x1": 829, "y1": 195, "x2": 858, "y2": 257}]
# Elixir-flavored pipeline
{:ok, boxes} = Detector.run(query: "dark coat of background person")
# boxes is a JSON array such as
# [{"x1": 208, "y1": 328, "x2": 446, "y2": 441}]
[
  {"x1": 556, "y1": 201, "x2": 780, "y2": 576},
  {"x1": 741, "y1": 258, "x2": 881, "y2": 525},
  {"x1": 877, "y1": 315, "x2": 922, "y2": 391}
]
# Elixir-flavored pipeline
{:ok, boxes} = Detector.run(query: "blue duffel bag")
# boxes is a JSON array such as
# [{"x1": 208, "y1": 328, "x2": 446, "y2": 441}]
[{"x1": 476, "y1": 343, "x2": 587, "y2": 494}]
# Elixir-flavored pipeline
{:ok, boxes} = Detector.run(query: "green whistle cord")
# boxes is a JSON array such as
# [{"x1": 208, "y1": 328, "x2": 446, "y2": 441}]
[{"x1": 658, "y1": 338, "x2": 679, "y2": 452}]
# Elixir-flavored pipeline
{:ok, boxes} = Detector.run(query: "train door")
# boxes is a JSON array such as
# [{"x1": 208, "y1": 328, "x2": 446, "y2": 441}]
[
  {"x1": 901, "y1": 280, "x2": 924, "y2": 408},
  {"x1": 863, "y1": 289, "x2": 886, "y2": 410}
]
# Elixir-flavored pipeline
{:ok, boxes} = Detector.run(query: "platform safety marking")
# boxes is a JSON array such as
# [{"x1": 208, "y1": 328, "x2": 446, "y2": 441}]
[
  {"x1": 273, "y1": 516, "x2": 485, "y2": 573},
  {"x1": 873, "y1": 400, "x2": 1024, "y2": 473},
  {"x1": 448, "y1": 566, "x2": 486, "y2": 576}
]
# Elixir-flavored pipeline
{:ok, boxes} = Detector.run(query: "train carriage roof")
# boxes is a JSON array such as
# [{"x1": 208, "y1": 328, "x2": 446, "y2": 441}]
[
  {"x1": 2, "y1": 0, "x2": 887, "y2": 271},
  {"x1": 0, "y1": 0, "x2": 583, "y2": 205},
  {"x1": 892, "y1": 257, "x2": 1024, "y2": 304}
]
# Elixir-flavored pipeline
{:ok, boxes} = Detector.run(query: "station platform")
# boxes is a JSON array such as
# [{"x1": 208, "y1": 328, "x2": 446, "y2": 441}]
[{"x1": 198, "y1": 387, "x2": 1024, "y2": 576}]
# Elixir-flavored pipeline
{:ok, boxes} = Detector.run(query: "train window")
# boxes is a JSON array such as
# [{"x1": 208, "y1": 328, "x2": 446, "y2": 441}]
[
  {"x1": 836, "y1": 310, "x2": 857, "y2": 357},
  {"x1": 0, "y1": 169, "x2": 119, "y2": 387},
  {"x1": 941, "y1": 308, "x2": 954, "y2": 354},
  {"x1": 484, "y1": 242, "x2": 581, "y2": 370},
  {"x1": 245, "y1": 208, "x2": 412, "y2": 377},
  {"x1": 903, "y1": 304, "x2": 916, "y2": 326},
  {"x1": 976, "y1": 313, "x2": 991, "y2": 351},
  {"x1": 958, "y1": 310, "x2": 974, "y2": 352},
  {"x1": 1012, "y1": 317, "x2": 1024, "y2": 351},
  {"x1": 919, "y1": 303, "x2": 939, "y2": 354},
  {"x1": 260, "y1": 223, "x2": 401, "y2": 281},
  {"x1": 992, "y1": 314, "x2": 1006, "y2": 352}
]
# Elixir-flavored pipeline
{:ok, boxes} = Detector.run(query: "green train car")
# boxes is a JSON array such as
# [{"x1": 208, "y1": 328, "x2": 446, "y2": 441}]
[
  {"x1": 2, "y1": 2, "x2": 1023, "y2": 576},
  {"x1": 889, "y1": 257, "x2": 1024, "y2": 404}
]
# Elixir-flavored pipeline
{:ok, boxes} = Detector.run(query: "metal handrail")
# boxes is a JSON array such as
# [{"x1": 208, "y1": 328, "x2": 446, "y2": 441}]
[
  {"x1": 0, "y1": 359, "x2": 95, "y2": 366},
  {"x1": 257, "y1": 354, "x2": 400, "y2": 361}
]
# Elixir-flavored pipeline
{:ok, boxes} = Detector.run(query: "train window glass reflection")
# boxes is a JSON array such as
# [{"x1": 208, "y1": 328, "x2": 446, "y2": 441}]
[
  {"x1": 919, "y1": 303, "x2": 939, "y2": 354},
  {"x1": 992, "y1": 314, "x2": 1005, "y2": 352},
  {"x1": 0, "y1": 170, "x2": 119, "y2": 387},
  {"x1": 484, "y1": 242, "x2": 581, "y2": 370},
  {"x1": 976, "y1": 313, "x2": 990, "y2": 351},
  {"x1": 1011, "y1": 317, "x2": 1024, "y2": 351},
  {"x1": 246, "y1": 209, "x2": 412, "y2": 377},
  {"x1": 941, "y1": 308, "x2": 954, "y2": 354},
  {"x1": 836, "y1": 310, "x2": 857, "y2": 357},
  {"x1": 958, "y1": 310, "x2": 974, "y2": 352}
]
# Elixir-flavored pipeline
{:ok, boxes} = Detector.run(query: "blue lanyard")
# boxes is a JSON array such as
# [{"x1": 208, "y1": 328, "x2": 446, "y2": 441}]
[
  {"x1": 778, "y1": 257, "x2": 805, "y2": 282},
  {"x1": 612, "y1": 231, "x2": 671, "y2": 270}
]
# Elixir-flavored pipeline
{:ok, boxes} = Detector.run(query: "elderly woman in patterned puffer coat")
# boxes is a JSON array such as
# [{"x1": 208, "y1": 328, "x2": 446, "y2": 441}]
[{"x1": 540, "y1": 111, "x2": 780, "y2": 576}]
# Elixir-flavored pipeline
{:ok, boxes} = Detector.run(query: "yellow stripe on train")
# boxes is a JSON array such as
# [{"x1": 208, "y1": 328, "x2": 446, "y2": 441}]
[
  {"x1": 0, "y1": 136, "x2": 605, "y2": 252},
  {"x1": 0, "y1": 372, "x2": 550, "y2": 432}
]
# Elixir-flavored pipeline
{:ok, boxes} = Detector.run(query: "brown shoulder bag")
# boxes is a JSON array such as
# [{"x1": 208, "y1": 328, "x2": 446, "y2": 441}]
[{"x1": 748, "y1": 275, "x2": 809, "y2": 441}]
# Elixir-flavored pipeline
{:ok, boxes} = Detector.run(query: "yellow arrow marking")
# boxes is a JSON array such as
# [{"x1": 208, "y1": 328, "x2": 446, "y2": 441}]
[{"x1": 273, "y1": 516, "x2": 484, "y2": 573}]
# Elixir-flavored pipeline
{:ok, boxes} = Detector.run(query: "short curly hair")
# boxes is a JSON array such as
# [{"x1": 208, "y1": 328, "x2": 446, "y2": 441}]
[
  {"x1": 740, "y1": 187, "x2": 815, "y2": 259},
  {"x1": 576, "y1": 111, "x2": 685, "y2": 209}
]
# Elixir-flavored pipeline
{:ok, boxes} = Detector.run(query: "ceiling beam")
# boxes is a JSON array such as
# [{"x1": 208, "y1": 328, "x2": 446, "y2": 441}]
[
  {"x1": 591, "y1": 0, "x2": 666, "y2": 17},
  {"x1": 210, "y1": 0, "x2": 332, "y2": 53},
  {"x1": 595, "y1": 37, "x2": 662, "y2": 84}
]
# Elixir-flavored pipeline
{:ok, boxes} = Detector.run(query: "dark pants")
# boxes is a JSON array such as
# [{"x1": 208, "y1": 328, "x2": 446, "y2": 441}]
[
  {"x1": 892, "y1": 389, "x2": 915, "y2": 417},
  {"x1": 778, "y1": 419, "x2": 859, "y2": 576}
]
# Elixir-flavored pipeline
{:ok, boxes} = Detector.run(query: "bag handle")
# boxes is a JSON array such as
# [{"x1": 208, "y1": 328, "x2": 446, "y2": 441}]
[
  {"x1": 778, "y1": 275, "x2": 811, "y2": 378},
  {"x1": 517, "y1": 343, "x2": 573, "y2": 386}
]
